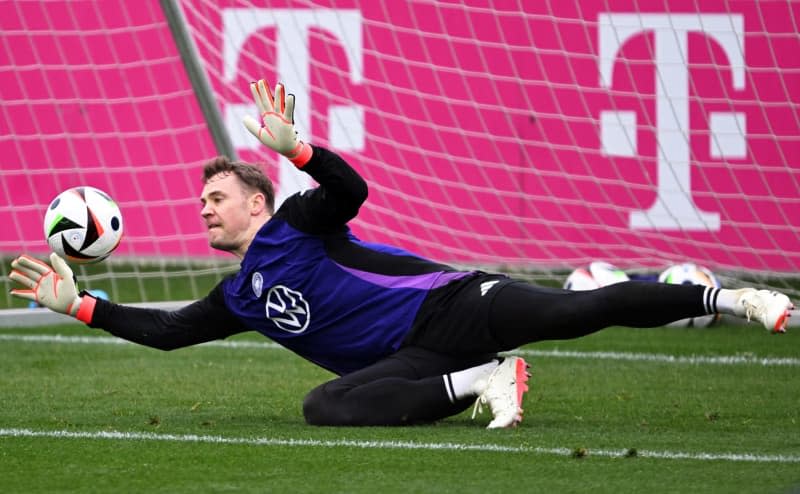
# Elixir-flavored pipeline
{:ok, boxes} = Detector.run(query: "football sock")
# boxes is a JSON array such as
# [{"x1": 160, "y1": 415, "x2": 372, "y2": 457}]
[
  {"x1": 714, "y1": 288, "x2": 741, "y2": 314},
  {"x1": 442, "y1": 359, "x2": 500, "y2": 403}
]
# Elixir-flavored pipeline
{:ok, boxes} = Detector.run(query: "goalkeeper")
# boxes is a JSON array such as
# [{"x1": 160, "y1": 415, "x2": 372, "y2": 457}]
[{"x1": 8, "y1": 80, "x2": 795, "y2": 429}]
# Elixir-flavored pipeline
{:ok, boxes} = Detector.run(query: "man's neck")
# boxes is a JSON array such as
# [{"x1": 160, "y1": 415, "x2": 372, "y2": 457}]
[{"x1": 234, "y1": 214, "x2": 271, "y2": 259}]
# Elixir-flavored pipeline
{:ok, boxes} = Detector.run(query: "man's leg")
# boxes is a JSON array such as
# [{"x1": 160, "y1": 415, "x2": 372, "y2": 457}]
[
  {"x1": 487, "y1": 280, "x2": 793, "y2": 349},
  {"x1": 302, "y1": 347, "x2": 496, "y2": 426}
]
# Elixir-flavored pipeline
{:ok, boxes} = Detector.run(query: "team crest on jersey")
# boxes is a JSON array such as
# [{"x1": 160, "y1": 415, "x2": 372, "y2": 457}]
[
  {"x1": 251, "y1": 272, "x2": 264, "y2": 298},
  {"x1": 265, "y1": 285, "x2": 310, "y2": 333}
]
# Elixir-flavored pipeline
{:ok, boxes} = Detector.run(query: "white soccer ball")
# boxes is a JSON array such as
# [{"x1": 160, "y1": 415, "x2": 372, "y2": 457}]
[
  {"x1": 43, "y1": 186, "x2": 123, "y2": 264},
  {"x1": 658, "y1": 263, "x2": 721, "y2": 328},
  {"x1": 564, "y1": 261, "x2": 629, "y2": 291}
]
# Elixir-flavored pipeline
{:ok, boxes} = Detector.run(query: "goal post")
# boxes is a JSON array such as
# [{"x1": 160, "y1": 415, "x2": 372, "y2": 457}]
[
  {"x1": 160, "y1": 0, "x2": 237, "y2": 161},
  {"x1": 0, "y1": 1, "x2": 797, "y2": 313}
]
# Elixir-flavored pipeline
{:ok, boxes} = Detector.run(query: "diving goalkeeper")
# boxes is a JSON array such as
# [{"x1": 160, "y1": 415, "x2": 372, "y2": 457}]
[{"x1": 8, "y1": 80, "x2": 795, "y2": 428}]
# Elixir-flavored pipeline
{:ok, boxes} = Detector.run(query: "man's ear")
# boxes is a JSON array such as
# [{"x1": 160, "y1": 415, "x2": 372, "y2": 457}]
[{"x1": 250, "y1": 192, "x2": 267, "y2": 216}]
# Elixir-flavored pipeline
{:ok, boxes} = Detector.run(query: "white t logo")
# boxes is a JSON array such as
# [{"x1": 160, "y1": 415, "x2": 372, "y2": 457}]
[{"x1": 599, "y1": 14, "x2": 746, "y2": 231}]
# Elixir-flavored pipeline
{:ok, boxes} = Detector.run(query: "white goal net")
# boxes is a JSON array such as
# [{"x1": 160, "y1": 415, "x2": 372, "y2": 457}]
[{"x1": 1, "y1": 1, "x2": 798, "y2": 307}]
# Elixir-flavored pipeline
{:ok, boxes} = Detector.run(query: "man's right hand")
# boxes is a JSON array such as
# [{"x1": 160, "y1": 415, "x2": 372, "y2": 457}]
[{"x1": 9, "y1": 253, "x2": 84, "y2": 317}]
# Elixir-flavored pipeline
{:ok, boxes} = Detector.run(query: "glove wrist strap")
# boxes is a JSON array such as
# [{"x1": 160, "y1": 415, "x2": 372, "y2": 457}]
[
  {"x1": 287, "y1": 142, "x2": 313, "y2": 168},
  {"x1": 75, "y1": 294, "x2": 97, "y2": 324}
]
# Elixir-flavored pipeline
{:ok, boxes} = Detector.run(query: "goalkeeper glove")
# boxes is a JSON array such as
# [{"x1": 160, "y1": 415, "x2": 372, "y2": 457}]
[
  {"x1": 8, "y1": 253, "x2": 96, "y2": 323},
  {"x1": 243, "y1": 79, "x2": 313, "y2": 168}
]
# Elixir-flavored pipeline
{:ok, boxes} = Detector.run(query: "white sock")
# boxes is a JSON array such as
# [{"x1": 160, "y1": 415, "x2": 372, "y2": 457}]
[
  {"x1": 714, "y1": 288, "x2": 742, "y2": 314},
  {"x1": 442, "y1": 360, "x2": 499, "y2": 403},
  {"x1": 697, "y1": 286, "x2": 739, "y2": 314}
]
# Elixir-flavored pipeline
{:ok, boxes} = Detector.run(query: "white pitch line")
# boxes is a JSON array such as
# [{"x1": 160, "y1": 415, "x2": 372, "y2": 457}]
[
  {"x1": 1, "y1": 333, "x2": 799, "y2": 367},
  {"x1": 515, "y1": 348, "x2": 800, "y2": 367},
  {"x1": 1, "y1": 427, "x2": 798, "y2": 463}
]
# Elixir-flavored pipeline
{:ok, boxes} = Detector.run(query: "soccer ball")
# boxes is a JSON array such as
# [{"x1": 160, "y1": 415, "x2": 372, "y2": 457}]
[
  {"x1": 564, "y1": 261, "x2": 629, "y2": 290},
  {"x1": 43, "y1": 186, "x2": 123, "y2": 264},
  {"x1": 658, "y1": 263, "x2": 721, "y2": 328}
]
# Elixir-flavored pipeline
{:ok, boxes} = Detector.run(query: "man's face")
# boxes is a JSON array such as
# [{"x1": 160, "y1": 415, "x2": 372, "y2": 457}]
[{"x1": 200, "y1": 172, "x2": 254, "y2": 254}]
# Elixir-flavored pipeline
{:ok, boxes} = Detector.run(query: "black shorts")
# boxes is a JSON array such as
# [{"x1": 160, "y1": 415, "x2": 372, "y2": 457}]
[{"x1": 402, "y1": 272, "x2": 517, "y2": 357}]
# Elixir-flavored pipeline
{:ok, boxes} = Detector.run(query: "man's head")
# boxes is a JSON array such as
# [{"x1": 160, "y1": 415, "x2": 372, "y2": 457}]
[{"x1": 200, "y1": 157, "x2": 275, "y2": 258}]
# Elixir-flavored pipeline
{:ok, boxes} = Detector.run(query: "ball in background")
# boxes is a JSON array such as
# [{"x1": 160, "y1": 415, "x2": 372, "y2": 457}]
[
  {"x1": 564, "y1": 261, "x2": 630, "y2": 291},
  {"x1": 658, "y1": 262, "x2": 722, "y2": 328},
  {"x1": 43, "y1": 186, "x2": 123, "y2": 264}
]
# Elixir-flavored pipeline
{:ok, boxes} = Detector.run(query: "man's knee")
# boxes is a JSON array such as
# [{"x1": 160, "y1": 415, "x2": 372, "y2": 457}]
[
  {"x1": 302, "y1": 386, "x2": 329, "y2": 425},
  {"x1": 302, "y1": 384, "x2": 355, "y2": 426}
]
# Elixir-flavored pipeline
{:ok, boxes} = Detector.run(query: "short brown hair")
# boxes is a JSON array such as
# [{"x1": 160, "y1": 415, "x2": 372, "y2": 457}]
[{"x1": 202, "y1": 156, "x2": 275, "y2": 213}]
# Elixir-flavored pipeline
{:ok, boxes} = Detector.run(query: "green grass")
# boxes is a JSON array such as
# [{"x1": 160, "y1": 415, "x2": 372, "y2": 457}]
[{"x1": 0, "y1": 324, "x2": 799, "y2": 493}]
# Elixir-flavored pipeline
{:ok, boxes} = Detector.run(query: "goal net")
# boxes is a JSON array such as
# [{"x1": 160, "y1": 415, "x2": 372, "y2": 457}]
[{"x1": 1, "y1": 1, "x2": 798, "y2": 308}]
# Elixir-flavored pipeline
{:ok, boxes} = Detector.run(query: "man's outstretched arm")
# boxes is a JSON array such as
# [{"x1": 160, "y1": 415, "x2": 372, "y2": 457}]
[
  {"x1": 86, "y1": 280, "x2": 245, "y2": 350},
  {"x1": 243, "y1": 78, "x2": 368, "y2": 231},
  {"x1": 9, "y1": 254, "x2": 244, "y2": 350}
]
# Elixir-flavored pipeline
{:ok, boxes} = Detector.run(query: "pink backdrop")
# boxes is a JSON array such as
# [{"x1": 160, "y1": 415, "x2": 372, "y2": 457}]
[{"x1": 1, "y1": 1, "x2": 797, "y2": 272}]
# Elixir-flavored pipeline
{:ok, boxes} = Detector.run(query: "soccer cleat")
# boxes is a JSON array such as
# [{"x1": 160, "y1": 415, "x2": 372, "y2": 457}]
[
  {"x1": 471, "y1": 356, "x2": 530, "y2": 429},
  {"x1": 734, "y1": 288, "x2": 794, "y2": 333}
]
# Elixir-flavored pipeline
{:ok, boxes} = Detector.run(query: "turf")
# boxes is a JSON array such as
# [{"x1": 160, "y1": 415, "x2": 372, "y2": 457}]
[{"x1": 0, "y1": 323, "x2": 798, "y2": 493}]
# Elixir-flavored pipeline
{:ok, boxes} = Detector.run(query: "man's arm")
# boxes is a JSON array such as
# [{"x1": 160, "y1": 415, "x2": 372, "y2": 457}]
[
  {"x1": 87, "y1": 278, "x2": 245, "y2": 350},
  {"x1": 9, "y1": 254, "x2": 245, "y2": 350},
  {"x1": 243, "y1": 79, "x2": 368, "y2": 232},
  {"x1": 275, "y1": 145, "x2": 368, "y2": 233}
]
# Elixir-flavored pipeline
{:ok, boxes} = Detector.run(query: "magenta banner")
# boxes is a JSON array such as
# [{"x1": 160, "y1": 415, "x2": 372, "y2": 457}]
[{"x1": 1, "y1": 1, "x2": 798, "y2": 272}]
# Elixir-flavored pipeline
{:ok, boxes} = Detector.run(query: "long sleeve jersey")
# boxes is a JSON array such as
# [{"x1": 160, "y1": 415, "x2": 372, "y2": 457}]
[{"x1": 88, "y1": 146, "x2": 473, "y2": 375}]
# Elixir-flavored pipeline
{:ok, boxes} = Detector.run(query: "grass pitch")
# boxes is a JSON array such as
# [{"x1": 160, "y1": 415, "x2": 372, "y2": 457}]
[{"x1": 1, "y1": 323, "x2": 798, "y2": 493}]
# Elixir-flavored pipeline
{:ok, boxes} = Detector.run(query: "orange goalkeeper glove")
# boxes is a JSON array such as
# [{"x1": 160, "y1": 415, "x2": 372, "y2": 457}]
[
  {"x1": 243, "y1": 79, "x2": 313, "y2": 168},
  {"x1": 8, "y1": 253, "x2": 96, "y2": 323}
]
